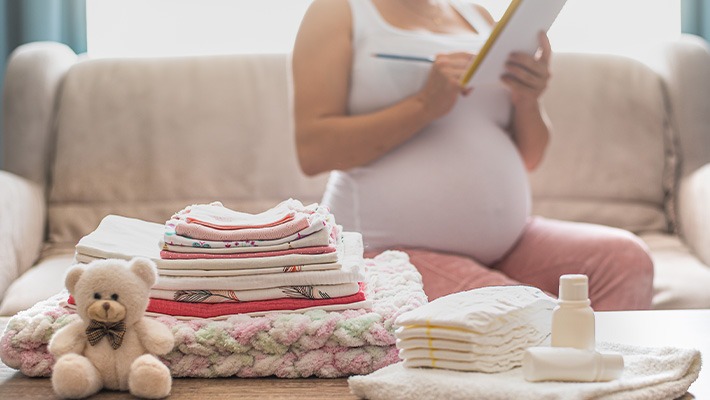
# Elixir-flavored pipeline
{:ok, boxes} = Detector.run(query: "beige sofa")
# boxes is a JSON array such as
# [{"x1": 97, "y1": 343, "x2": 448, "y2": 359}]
[{"x1": 1, "y1": 35, "x2": 709, "y2": 315}]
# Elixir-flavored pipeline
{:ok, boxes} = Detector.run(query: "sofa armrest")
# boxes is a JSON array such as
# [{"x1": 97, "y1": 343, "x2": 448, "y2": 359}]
[
  {"x1": 2, "y1": 41, "x2": 78, "y2": 186},
  {"x1": 652, "y1": 34, "x2": 710, "y2": 176},
  {"x1": 678, "y1": 163, "x2": 710, "y2": 266},
  {"x1": 0, "y1": 171, "x2": 46, "y2": 302}
]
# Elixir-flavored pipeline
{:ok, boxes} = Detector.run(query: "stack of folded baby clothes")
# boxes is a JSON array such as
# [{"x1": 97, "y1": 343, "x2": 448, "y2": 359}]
[
  {"x1": 394, "y1": 286, "x2": 557, "y2": 373},
  {"x1": 70, "y1": 199, "x2": 369, "y2": 319}
]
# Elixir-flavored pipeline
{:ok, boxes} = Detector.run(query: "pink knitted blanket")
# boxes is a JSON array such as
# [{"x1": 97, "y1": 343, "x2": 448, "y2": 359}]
[{"x1": 0, "y1": 251, "x2": 426, "y2": 378}]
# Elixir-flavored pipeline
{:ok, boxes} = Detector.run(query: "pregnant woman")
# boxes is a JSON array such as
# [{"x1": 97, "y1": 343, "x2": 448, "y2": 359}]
[{"x1": 292, "y1": 0, "x2": 654, "y2": 310}]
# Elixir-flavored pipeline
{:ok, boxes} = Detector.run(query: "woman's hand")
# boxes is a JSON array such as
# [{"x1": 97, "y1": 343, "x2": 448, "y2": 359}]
[
  {"x1": 417, "y1": 52, "x2": 474, "y2": 120},
  {"x1": 501, "y1": 31, "x2": 552, "y2": 108}
]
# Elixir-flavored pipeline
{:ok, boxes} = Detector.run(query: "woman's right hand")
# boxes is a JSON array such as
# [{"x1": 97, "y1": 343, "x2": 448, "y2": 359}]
[{"x1": 417, "y1": 52, "x2": 475, "y2": 120}]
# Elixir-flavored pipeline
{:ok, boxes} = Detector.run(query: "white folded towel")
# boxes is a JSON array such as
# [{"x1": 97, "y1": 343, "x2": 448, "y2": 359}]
[{"x1": 348, "y1": 342, "x2": 702, "y2": 400}]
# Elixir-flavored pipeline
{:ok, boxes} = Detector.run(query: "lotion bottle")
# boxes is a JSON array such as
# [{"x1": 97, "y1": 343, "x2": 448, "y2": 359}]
[{"x1": 551, "y1": 274, "x2": 595, "y2": 350}]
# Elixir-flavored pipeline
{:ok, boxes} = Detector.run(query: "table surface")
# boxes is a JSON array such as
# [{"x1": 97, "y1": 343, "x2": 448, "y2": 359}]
[{"x1": 1, "y1": 309, "x2": 707, "y2": 399}]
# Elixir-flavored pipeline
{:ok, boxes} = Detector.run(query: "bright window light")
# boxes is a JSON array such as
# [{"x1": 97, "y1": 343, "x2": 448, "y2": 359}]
[
  {"x1": 87, "y1": 0, "x2": 681, "y2": 58},
  {"x1": 86, "y1": 0, "x2": 313, "y2": 57},
  {"x1": 477, "y1": 0, "x2": 681, "y2": 57}
]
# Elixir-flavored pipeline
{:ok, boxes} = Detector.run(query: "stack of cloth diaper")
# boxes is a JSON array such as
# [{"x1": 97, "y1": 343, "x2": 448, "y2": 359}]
[
  {"x1": 394, "y1": 286, "x2": 557, "y2": 373},
  {"x1": 68, "y1": 199, "x2": 369, "y2": 319}
]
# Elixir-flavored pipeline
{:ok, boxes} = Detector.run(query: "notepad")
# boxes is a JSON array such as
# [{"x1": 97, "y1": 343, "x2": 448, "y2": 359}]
[{"x1": 460, "y1": 0, "x2": 568, "y2": 87}]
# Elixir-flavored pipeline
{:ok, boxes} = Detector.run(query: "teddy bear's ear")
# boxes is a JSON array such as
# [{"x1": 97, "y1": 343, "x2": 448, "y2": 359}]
[
  {"x1": 65, "y1": 265, "x2": 85, "y2": 295},
  {"x1": 129, "y1": 257, "x2": 158, "y2": 288}
]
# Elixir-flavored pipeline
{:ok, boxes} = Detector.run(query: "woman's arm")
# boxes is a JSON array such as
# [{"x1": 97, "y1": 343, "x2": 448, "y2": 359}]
[
  {"x1": 502, "y1": 32, "x2": 553, "y2": 171},
  {"x1": 292, "y1": 0, "x2": 468, "y2": 176}
]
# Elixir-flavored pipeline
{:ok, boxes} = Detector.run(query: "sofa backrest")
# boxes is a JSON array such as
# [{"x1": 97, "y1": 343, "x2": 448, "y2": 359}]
[
  {"x1": 46, "y1": 54, "x2": 328, "y2": 246},
  {"x1": 533, "y1": 53, "x2": 675, "y2": 233},
  {"x1": 7, "y1": 39, "x2": 710, "y2": 248}
]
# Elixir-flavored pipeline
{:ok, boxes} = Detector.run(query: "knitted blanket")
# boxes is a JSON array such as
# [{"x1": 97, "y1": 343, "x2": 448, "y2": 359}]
[{"x1": 0, "y1": 251, "x2": 427, "y2": 378}]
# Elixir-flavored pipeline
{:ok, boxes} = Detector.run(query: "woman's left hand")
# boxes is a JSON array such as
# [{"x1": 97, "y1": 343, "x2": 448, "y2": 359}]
[{"x1": 501, "y1": 31, "x2": 552, "y2": 108}]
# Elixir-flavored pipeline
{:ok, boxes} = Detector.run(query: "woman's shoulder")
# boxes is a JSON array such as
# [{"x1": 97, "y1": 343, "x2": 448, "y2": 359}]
[
  {"x1": 297, "y1": 0, "x2": 352, "y2": 43},
  {"x1": 300, "y1": 0, "x2": 352, "y2": 35},
  {"x1": 306, "y1": 0, "x2": 352, "y2": 20}
]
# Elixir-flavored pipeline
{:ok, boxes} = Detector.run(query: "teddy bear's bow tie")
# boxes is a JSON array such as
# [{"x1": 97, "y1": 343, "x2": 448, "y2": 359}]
[{"x1": 86, "y1": 320, "x2": 126, "y2": 350}]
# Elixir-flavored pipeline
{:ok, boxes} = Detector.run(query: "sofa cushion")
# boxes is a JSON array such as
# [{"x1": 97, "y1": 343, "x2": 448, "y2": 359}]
[
  {"x1": 533, "y1": 53, "x2": 676, "y2": 234},
  {"x1": 0, "y1": 253, "x2": 74, "y2": 316},
  {"x1": 47, "y1": 54, "x2": 328, "y2": 247}
]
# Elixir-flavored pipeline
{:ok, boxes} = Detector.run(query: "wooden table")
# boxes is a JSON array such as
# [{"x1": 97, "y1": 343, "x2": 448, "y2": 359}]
[{"x1": 1, "y1": 310, "x2": 707, "y2": 399}]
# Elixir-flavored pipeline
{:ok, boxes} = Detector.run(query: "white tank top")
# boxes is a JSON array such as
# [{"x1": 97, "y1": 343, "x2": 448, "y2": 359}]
[{"x1": 322, "y1": 0, "x2": 531, "y2": 264}]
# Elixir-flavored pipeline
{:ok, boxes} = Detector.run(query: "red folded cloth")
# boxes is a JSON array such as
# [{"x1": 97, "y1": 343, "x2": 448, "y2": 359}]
[
  {"x1": 159, "y1": 245, "x2": 336, "y2": 260},
  {"x1": 67, "y1": 282, "x2": 366, "y2": 318}
]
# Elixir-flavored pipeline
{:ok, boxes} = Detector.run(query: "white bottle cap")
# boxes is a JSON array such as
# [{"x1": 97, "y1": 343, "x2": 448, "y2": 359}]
[
  {"x1": 559, "y1": 274, "x2": 589, "y2": 301},
  {"x1": 597, "y1": 352, "x2": 625, "y2": 381}
]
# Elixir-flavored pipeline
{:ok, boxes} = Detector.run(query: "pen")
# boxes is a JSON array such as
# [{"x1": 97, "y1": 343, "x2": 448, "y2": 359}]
[{"x1": 372, "y1": 53, "x2": 435, "y2": 63}]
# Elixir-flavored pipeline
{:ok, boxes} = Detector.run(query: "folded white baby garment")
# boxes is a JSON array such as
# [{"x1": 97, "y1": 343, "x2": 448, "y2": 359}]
[
  {"x1": 151, "y1": 281, "x2": 361, "y2": 303},
  {"x1": 349, "y1": 342, "x2": 702, "y2": 400},
  {"x1": 394, "y1": 286, "x2": 556, "y2": 373},
  {"x1": 148, "y1": 262, "x2": 341, "y2": 277},
  {"x1": 150, "y1": 265, "x2": 364, "y2": 291}
]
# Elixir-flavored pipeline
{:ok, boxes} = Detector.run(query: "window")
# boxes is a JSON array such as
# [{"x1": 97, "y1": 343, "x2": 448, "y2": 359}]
[
  {"x1": 86, "y1": 0, "x2": 313, "y2": 57},
  {"x1": 87, "y1": 0, "x2": 681, "y2": 58}
]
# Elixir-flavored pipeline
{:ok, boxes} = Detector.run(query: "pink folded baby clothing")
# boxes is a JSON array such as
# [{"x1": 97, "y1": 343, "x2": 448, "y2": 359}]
[
  {"x1": 162, "y1": 223, "x2": 335, "y2": 253},
  {"x1": 173, "y1": 213, "x2": 310, "y2": 241},
  {"x1": 171, "y1": 199, "x2": 305, "y2": 230},
  {"x1": 150, "y1": 262, "x2": 341, "y2": 277},
  {"x1": 159, "y1": 245, "x2": 336, "y2": 260},
  {"x1": 70, "y1": 200, "x2": 371, "y2": 321}
]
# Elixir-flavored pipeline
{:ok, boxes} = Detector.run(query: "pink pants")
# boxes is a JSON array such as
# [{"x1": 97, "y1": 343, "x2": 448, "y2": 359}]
[{"x1": 366, "y1": 217, "x2": 654, "y2": 311}]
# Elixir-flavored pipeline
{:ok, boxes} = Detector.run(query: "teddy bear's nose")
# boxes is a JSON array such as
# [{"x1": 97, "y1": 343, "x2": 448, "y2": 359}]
[{"x1": 102, "y1": 302, "x2": 110, "y2": 311}]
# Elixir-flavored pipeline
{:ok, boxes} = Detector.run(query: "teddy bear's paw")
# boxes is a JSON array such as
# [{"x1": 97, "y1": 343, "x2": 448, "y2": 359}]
[
  {"x1": 128, "y1": 355, "x2": 172, "y2": 399},
  {"x1": 51, "y1": 354, "x2": 103, "y2": 399}
]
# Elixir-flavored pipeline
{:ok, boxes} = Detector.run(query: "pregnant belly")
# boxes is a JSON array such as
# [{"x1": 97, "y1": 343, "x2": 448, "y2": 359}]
[{"x1": 331, "y1": 118, "x2": 530, "y2": 265}]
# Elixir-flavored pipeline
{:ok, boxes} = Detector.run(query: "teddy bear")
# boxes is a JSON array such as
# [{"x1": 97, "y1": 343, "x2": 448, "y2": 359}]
[{"x1": 48, "y1": 257, "x2": 175, "y2": 399}]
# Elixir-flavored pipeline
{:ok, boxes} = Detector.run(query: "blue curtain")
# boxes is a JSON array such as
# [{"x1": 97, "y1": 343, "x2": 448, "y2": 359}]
[
  {"x1": 0, "y1": 0, "x2": 86, "y2": 168},
  {"x1": 682, "y1": 0, "x2": 710, "y2": 40}
]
